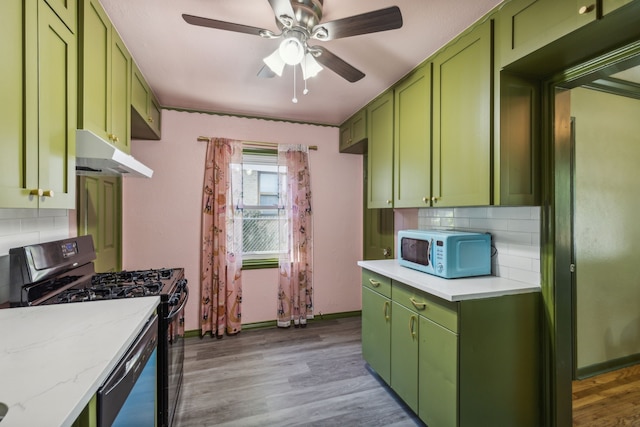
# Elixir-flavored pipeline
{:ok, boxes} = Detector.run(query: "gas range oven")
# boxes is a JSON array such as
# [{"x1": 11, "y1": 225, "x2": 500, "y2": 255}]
[{"x1": 7, "y1": 235, "x2": 187, "y2": 427}]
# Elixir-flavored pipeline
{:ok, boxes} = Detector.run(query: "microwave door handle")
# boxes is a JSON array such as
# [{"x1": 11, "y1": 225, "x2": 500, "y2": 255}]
[{"x1": 429, "y1": 238, "x2": 434, "y2": 265}]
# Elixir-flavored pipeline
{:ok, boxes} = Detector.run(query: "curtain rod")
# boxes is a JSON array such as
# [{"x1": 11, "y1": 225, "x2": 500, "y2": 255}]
[{"x1": 197, "y1": 136, "x2": 317, "y2": 151}]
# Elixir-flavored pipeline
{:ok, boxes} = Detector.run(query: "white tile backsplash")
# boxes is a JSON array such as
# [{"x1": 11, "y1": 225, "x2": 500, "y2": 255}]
[
  {"x1": 417, "y1": 206, "x2": 541, "y2": 285},
  {"x1": 0, "y1": 209, "x2": 71, "y2": 303},
  {"x1": 0, "y1": 208, "x2": 70, "y2": 256}
]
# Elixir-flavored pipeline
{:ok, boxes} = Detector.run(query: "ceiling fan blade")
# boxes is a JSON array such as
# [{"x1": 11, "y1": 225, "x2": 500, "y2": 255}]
[
  {"x1": 257, "y1": 64, "x2": 277, "y2": 78},
  {"x1": 182, "y1": 14, "x2": 265, "y2": 36},
  {"x1": 267, "y1": 0, "x2": 296, "y2": 25},
  {"x1": 313, "y1": 6, "x2": 403, "y2": 41},
  {"x1": 312, "y1": 46, "x2": 365, "y2": 83}
]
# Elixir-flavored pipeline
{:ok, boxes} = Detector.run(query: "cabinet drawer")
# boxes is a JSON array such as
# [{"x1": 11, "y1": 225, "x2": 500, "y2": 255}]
[
  {"x1": 362, "y1": 269, "x2": 391, "y2": 298},
  {"x1": 392, "y1": 281, "x2": 458, "y2": 333}
]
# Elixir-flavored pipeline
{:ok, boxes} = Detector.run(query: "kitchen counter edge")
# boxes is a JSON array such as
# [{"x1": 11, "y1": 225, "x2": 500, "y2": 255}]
[{"x1": 358, "y1": 259, "x2": 541, "y2": 302}]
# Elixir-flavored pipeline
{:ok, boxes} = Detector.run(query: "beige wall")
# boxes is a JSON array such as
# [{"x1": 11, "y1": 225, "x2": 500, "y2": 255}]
[
  {"x1": 123, "y1": 110, "x2": 363, "y2": 331},
  {"x1": 572, "y1": 87, "x2": 640, "y2": 370}
]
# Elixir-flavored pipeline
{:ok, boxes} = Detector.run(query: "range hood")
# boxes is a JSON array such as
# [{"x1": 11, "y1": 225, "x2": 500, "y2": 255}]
[{"x1": 75, "y1": 130, "x2": 153, "y2": 178}]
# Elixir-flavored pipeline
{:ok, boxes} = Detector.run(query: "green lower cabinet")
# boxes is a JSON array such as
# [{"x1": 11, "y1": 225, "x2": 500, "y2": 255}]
[
  {"x1": 419, "y1": 316, "x2": 458, "y2": 427},
  {"x1": 360, "y1": 269, "x2": 541, "y2": 427},
  {"x1": 361, "y1": 286, "x2": 391, "y2": 384},
  {"x1": 390, "y1": 302, "x2": 419, "y2": 412},
  {"x1": 71, "y1": 394, "x2": 97, "y2": 427}
]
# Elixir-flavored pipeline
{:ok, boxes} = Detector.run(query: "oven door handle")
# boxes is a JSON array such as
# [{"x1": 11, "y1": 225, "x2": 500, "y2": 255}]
[{"x1": 166, "y1": 285, "x2": 189, "y2": 322}]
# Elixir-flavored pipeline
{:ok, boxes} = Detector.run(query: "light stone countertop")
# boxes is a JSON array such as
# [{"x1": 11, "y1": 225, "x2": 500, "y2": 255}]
[
  {"x1": 358, "y1": 259, "x2": 541, "y2": 301},
  {"x1": 0, "y1": 297, "x2": 160, "y2": 427}
]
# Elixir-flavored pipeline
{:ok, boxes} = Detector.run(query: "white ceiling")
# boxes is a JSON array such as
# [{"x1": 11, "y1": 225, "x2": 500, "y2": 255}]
[{"x1": 100, "y1": 0, "x2": 503, "y2": 126}]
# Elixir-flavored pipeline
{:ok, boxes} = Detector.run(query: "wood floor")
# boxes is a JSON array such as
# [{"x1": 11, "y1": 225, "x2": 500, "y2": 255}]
[
  {"x1": 573, "y1": 364, "x2": 640, "y2": 426},
  {"x1": 173, "y1": 316, "x2": 423, "y2": 427},
  {"x1": 174, "y1": 315, "x2": 640, "y2": 427}
]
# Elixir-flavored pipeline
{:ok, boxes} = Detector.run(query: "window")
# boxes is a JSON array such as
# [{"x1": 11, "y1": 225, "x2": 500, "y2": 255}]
[{"x1": 241, "y1": 149, "x2": 285, "y2": 268}]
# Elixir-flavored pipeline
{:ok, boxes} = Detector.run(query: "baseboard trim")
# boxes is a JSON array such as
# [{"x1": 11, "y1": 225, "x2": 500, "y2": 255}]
[
  {"x1": 184, "y1": 310, "x2": 362, "y2": 338},
  {"x1": 576, "y1": 352, "x2": 640, "y2": 379}
]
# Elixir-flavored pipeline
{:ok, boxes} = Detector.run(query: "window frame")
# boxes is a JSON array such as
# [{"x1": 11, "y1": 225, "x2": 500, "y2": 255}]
[{"x1": 241, "y1": 148, "x2": 285, "y2": 269}]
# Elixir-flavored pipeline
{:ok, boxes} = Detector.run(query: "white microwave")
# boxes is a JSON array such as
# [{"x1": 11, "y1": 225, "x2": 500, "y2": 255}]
[{"x1": 398, "y1": 229, "x2": 491, "y2": 278}]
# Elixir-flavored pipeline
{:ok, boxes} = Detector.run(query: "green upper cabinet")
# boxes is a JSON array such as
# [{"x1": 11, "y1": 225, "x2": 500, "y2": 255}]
[
  {"x1": 0, "y1": 0, "x2": 76, "y2": 209},
  {"x1": 367, "y1": 92, "x2": 394, "y2": 209},
  {"x1": 131, "y1": 60, "x2": 162, "y2": 140},
  {"x1": 78, "y1": 0, "x2": 131, "y2": 154},
  {"x1": 339, "y1": 109, "x2": 366, "y2": 154},
  {"x1": 498, "y1": 0, "x2": 597, "y2": 67},
  {"x1": 498, "y1": 72, "x2": 541, "y2": 205},
  {"x1": 0, "y1": 0, "x2": 30, "y2": 208},
  {"x1": 393, "y1": 64, "x2": 432, "y2": 208},
  {"x1": 432, "y1": 20, "x2": 492, "y2": 207},
  {"x1": 43, "y1": 0, "x2": 77, "y2": 33}
]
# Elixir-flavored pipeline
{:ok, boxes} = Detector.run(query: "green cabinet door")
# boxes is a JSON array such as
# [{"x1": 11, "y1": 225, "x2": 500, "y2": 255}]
[
  {"x1": 0, "y1": 0, "x2": 75, "y2": 209},
  {"x1": 110, "y1": 30, "x2": 131, "y2": 153},
  {"x1": 498, "y1": 72, "x2": 541, "y2": 205},
  {"x1": 340, "y1": 109, "x2": 367, "y2": 153},
  {"x1": 79, "y1": 0, "x2": 110, "y2": 140},
  {"x1": 419, "y1": 316, "x2": 458, "y2": 427},
  {"x1": 131, "y1": 61, "x2": 149, "y2": 122},
  {"x1": 79, "y1": 0, "x2": 131, "y2": 153},
  {"x1": 390, "y1": 302, "x2": 419, "y2": 412},
  {"x1": 367, "y1": 92, "x2": 394, "y2": 208},
  {"x1": 433, "y1": 21, "x2": 492, "y2": 207},
  {"x1": 394, "y1": 64, "x2": 432, "y2": 208},
  {"x1": 361, "y1": 286, "x2": 391, "y2": 384},
  {"x1": 0, "y1": 0, "x2": 36, "y2": 208},
  {"x1": 43, "y1": 0, "x2": 76, "y2": 33},
  {"x1": 363, "y1": 156, "x2": 394, "y2": 260},
  {"x1": 498, "y1": 0, "x2": 597, "y2": 67},
  {"x1": 77, "y1": 175, "x2": 122, "y2": 273},
  {"x1": 38, "y1": 0, "x2": 77, "y2": 209},
  {"x1": 131, "y1": 60, "x2": 161, "y2": 140}
]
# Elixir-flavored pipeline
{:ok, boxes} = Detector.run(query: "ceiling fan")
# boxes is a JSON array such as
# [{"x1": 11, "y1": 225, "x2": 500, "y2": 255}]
[{"x1": 182, "y1": 0, "x2": 403, "y2": 83}]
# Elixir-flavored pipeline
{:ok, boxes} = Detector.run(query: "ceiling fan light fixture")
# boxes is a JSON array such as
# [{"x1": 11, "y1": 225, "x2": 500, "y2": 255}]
[
  {"x1": 302, "y1": 53, "x2": 322, "y2": 80},
  {"x1": 279, "y1": 36, "x2": 305, "y2": 65},
  {"x1": 263, "y1": 48, "x2": 286, "y2": 76}
]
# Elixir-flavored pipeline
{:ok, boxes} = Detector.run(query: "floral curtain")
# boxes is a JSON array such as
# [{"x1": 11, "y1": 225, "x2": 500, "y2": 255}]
[
  {"x1": 277, "y1": 145, "x2": 313, "y2": 328},
  {"x1": 201, "y1": 138, "x2": 243, "y2": 336}
]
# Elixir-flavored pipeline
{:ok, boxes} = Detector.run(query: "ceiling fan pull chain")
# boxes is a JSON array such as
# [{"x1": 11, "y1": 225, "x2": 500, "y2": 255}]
[{"x1": 292, "y1": 65, "x2": 298, "y2": 103}]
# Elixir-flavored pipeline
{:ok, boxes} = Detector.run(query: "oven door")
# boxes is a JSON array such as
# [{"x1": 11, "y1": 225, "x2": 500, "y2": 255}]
[
  {"x1": 163, "y1": 280, "x2": 188, "y2": 427},
  {"x1": 98, "y1": 314, "x2": 158, "y2": 427}
]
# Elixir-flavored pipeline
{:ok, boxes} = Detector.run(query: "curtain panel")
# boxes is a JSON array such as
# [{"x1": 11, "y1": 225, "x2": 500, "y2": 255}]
[
  {"x1": 200, "y1": 138, "x2": 243, "y2": 336},
  {"x1": 277, "y1": 145, "x2": 313, "y2": 328}
]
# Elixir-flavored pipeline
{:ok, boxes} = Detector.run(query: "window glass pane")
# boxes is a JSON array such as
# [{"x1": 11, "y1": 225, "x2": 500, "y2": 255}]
[
  {"x1": 242, "y1": 209, "x2": 281, "y2": 253},
  {"x1": 241, "y1": 148, "x2": 285, "y2": 261},
  {"x1": 259, "y1": 172, "x2": 278, "y2": 194},
  {"x1": 259, "y1": 194, "x2": 278, "y2": 206}
]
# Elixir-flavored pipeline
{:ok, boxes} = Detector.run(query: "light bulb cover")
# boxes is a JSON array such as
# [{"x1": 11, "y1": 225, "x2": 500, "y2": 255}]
[
  {"x1": 302, "y1": 53, "x2": 323, "y2": 80},
  {"x1": 263, "y1": 48, "x2": 285, "y2": 76},
  {"x1": 279, "y1": 36, "x2": 304, "y2": 65}
]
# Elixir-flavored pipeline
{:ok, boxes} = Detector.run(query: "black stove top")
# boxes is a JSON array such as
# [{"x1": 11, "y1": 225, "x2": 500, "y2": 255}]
[{"x1": 8, "y1": 236, "x2": 185, "y2": 307}]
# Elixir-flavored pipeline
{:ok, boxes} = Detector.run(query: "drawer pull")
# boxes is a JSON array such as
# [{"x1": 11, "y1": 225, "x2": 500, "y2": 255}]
[
  {"x1": 369, "y1": 278, "x2": 381, "y2": 288},
  {"x1": 410, "y1": 297, "x2": 427, "y2": 310},
  {"x1": 409, "y1": 315, "x2": 417, "y2": 338},
  {"x1": 383, "y1": 301, "x2": 390, "y2": 321}
]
